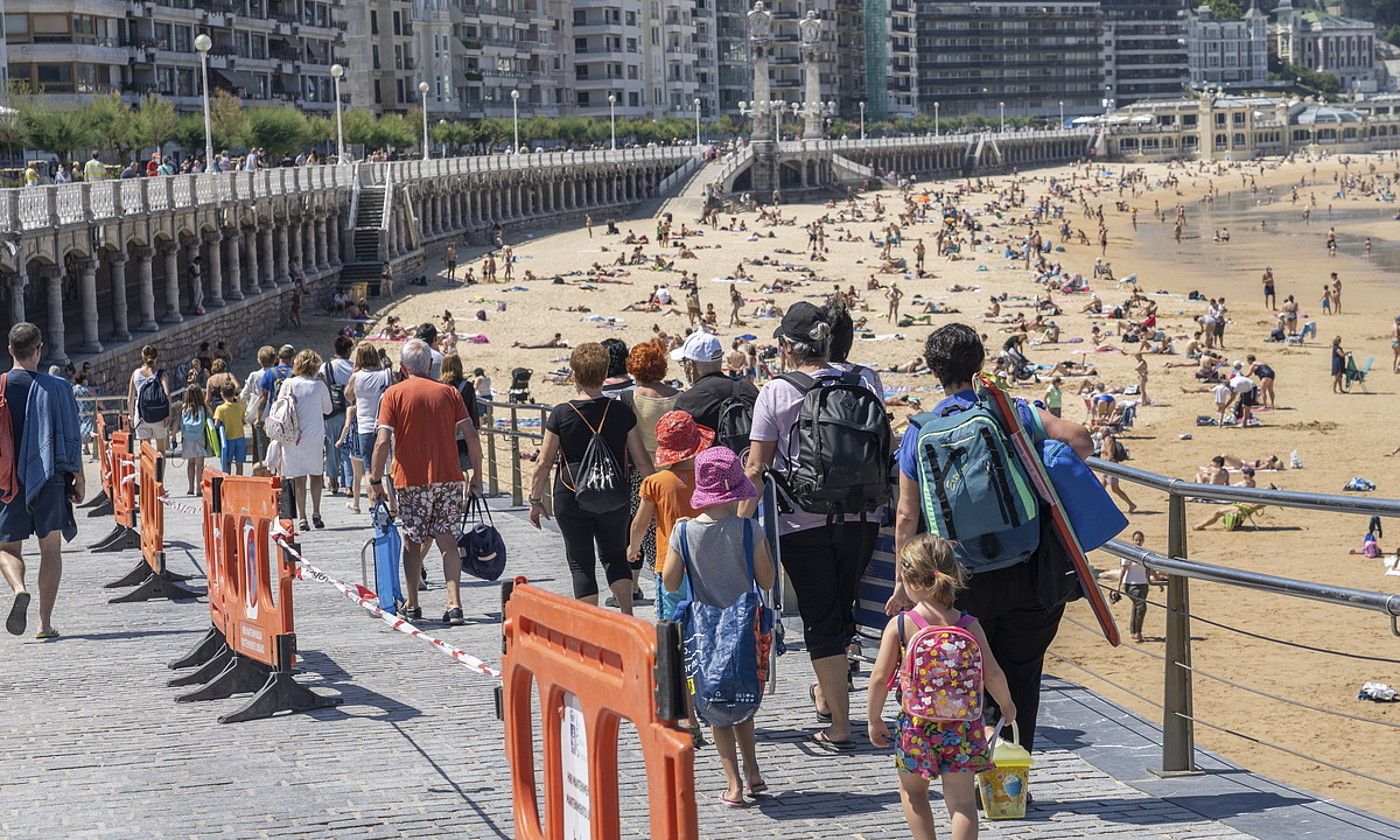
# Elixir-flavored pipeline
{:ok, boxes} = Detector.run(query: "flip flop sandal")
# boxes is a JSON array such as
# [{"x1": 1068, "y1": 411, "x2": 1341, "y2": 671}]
[
  {"x1": 34, "y1": 629, "x2": 59, "y2": 640},
  {"x1": 717, "y1": 794, "x2": 747, "y2": 808},
  {"x1": 6, "y1": 592, "x2": 30, "y2": 636},
  {"x1": 810, "y1": 730, "x2": 855, "y2": 752},
  {"x1": 743, "y1": 782, "x2": 769, "y2": 798},
  {"x1": 809, "y1": 683, "x2": 832, "y2": 723}
]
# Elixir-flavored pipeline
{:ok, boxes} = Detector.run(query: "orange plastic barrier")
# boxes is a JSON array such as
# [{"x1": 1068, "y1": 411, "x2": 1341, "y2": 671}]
[
  {"x1": 167, "y1": 468, "x2": 229, "y2": 677},
  {"x1": 81, "y1": 411, "x2": 115, "y2": 517},
  {"x1": 107, "y1": 441, "x2": 198, "y2": 603},
  {"x1": 91, "y1": 429, "x2": 140, "y2": 554},
  {"x1": 171, "y1": 473, "x2": 339, "y2": 723},
  {"x1": 500, "y1": 580, "x2": 697, "y2": 840}
]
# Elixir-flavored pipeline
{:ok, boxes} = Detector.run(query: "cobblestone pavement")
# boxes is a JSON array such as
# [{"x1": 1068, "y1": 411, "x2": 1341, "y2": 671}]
[{"x1": 1, "y1": 479, "x2": 1395, "y2": 839}]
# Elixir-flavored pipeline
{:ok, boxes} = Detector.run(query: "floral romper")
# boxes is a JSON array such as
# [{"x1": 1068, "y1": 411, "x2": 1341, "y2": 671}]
[{"x1": 893, "y1": 611, "x2": 995, "y2": 779}]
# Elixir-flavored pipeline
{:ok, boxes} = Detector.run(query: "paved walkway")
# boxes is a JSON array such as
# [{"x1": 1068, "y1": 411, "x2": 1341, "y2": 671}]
[{"x1": 1, "y1": 480, "x2": 1395, "y2": 839}]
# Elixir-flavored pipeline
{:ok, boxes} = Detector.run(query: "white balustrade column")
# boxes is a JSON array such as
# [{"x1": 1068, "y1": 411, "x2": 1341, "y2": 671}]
[
  {"x1": 133, "y1": 245, "x2": 158, "y2": 331},
  {"x1": 107, "y1": 251, "x2": 131, "y2": 342},
  {"x1": 160, "y1": 240, "x2": 183, "y2": 323},
  {"x1": 77, "y1": 256, "x2": 102, "y2": 353},
  {"x1": 43, "y1": 266, "x2": 69, "y2": 366}
]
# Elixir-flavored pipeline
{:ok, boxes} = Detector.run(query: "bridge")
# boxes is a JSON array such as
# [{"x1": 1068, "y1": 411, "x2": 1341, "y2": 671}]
[{"x1": 0, "y1": 128, "x2": 1103, "y2": 381}]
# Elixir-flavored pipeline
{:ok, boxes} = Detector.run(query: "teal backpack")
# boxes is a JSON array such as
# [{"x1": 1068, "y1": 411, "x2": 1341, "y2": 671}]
[{"x1": 909, "y1": 398, "x2": 1040, "y2": 573}]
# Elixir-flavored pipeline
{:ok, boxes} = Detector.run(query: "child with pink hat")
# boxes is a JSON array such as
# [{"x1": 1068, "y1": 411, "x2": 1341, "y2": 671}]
[{"x1": 662, "y1": 445, "x2": 776, "y2": 805}]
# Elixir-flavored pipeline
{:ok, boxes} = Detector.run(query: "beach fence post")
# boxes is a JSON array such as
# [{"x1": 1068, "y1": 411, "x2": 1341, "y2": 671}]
[
  {"x1": 485, "y1": 403, "x2": 500, "y2": 497},
  {"x1": 1158, "y1": 491, "x2": 1198, "y2": 776},
  {"x1": 509, "y1": 404, "x2": 523, "y2": 507}
]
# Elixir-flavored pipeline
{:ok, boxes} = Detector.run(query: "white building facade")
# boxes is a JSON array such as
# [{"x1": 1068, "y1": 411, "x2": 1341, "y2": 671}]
[{"x1": 1186, "y1": 2, "x2": 1268, "y2": 89}]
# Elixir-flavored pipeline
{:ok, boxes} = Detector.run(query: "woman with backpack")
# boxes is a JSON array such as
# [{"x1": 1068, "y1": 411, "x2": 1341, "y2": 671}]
[
  {"x1": 742, "y1": 301, "x2": 891, "y2": 751},
  {"x1": 867, "y1": 533, "x2": 1015, "y2": 840},
  {"x1": 527, "y1": 343, "x2": 654, "y2": 614},
  {"x1": 339, "y1": 342, "x2": 395, "y2": 515},
  {"x1": 272, "y1": 350, "x2": 333, "y2": 531},
  {"x1": 128, "y1": 345, "x2": 173, "y2": 454},
  {"x1": 439, "y1": 354, "x2": 482, "y2": 504},
  {"x1": 618, "y1": 340, "x2": 678, "y2": 602}
]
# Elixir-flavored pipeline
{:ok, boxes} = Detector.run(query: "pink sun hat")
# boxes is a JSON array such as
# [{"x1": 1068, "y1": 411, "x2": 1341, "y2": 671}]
[{"x1": 690, "y1": 446, "x2": 757, "y2": 509}]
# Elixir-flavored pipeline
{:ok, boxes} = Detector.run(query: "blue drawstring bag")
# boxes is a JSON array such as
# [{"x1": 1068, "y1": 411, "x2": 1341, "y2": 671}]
[
  {"x1": 459, "y1": 494, "x2": 507, "y2": 580},
  {"x1": 675, "y1": 519, "x2": 773, "y2": 728},
  {"x1": 370, "y1": 501, "x2": 404, "y2": 614},
  {"x1": 1040, "y1": 439, "x2": 1128, "y2": 552}
]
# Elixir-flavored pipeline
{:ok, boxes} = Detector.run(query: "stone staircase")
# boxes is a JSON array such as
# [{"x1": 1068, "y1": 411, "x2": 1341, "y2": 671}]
[{"x1": 342, "y1": 187, "x2": 385, "y2": 284}]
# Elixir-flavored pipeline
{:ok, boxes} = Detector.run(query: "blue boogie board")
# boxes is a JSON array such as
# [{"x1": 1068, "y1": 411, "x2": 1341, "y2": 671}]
[{"x1": 371, "y1": 502, "x2": 405, "y2": 615}]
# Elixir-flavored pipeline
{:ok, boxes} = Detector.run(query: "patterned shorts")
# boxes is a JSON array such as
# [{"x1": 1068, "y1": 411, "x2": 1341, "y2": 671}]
[
  {"x1": 894, "y1": 714, "x2": 994, "y2": 780},
  {"x1": 396, "y1": 481, "x2": 464, "y2": 545}
]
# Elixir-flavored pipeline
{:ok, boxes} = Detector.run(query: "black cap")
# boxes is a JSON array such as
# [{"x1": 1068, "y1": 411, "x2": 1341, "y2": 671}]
[{"x1": 773, "y1": 301, "x2": 829, "y2": 343}]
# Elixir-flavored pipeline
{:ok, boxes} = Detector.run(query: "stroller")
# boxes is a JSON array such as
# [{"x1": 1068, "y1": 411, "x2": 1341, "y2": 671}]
[{"x1": 509, "y1": 367, "x2": 534, "y2": 403}]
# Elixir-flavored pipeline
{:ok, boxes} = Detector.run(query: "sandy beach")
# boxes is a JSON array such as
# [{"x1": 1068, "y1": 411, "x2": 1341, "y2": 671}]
[{"x1": 277, "y1": 153, "x2": 1400, "y2": 817}]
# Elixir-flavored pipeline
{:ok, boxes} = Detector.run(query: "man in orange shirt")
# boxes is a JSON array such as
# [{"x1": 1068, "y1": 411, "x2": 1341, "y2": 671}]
[{"x1": 370, "y1": 339, "x2": 483, "y2": 625}]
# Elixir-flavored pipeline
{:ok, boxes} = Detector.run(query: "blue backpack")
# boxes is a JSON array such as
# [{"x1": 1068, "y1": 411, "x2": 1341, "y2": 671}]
[
  {"x1": 675, "y1": 519, "x2": 773, "y2": 728},
  {"x1": 909, "y1": 399, "x2": 1040, "y2": 573}
]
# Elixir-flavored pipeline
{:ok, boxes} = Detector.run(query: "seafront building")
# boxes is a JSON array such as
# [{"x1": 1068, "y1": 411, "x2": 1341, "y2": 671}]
[
  {"x1": 1102, "y1": 0, "x2": 1189, "y2": 105},
  {"x1": 1272, "y1": 0, "x2": 1378, "y2": 93},
  {"x1": 1185, "y1": 2, "x2": 1269, "y2": 90}
]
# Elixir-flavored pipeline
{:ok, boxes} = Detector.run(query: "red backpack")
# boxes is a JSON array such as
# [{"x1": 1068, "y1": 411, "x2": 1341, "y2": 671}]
[
  {"x1": 0, "y1": 373, "x2": 17, "y2": 504},
  {"x1": 888, "y1": 610, "x2": 984, "y2": 723}
]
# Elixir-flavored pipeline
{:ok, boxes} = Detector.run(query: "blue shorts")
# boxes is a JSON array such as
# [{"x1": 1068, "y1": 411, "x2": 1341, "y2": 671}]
[
  {"x1": 356, "y1": 431, "x2": 378, "y2": 465},
  {"x1": 0, "y1": 475, "x2": 73, "y2": 542},
  {"x1": 221, "y1": 437, "x2": 247, "y2": 472}
]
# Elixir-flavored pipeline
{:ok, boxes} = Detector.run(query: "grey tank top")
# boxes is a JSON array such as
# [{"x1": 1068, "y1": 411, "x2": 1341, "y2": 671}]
[{"x1": 672, "y1": 516, "x2": 756, "y2": 608}]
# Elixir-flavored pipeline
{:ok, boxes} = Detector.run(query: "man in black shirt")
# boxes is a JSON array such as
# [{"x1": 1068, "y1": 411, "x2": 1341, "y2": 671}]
[{"x1": 672, "y1": 332, "x2": 757, "y2": 447}]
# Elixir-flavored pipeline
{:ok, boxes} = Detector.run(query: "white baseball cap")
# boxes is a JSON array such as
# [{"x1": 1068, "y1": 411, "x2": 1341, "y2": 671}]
[{"x1": 670, "y1": 331, "x2": 723, "y2": 363}]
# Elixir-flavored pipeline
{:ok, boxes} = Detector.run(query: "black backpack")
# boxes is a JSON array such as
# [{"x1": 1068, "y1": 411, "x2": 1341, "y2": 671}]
[
  {"x1": 560, "y1": 401, "x2": 628, "y2": 514},
  {"x1": 323, "y1": 361, "x2": 348, "y2": 414},
  {"x1": 774, "y1": 368, "x2": 892, "y2": 517},
  {"x1": 715, "y1": 386, "x2": 755, "y2": 460},
  {"x1": 137, "y1": 369, "x2": 169, "y2": 423}
]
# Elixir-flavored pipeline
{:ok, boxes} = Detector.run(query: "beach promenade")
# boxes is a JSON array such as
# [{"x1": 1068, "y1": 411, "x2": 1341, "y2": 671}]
[{"x1": 1, "y1": 478, "x2": 1395, "y2": 840}]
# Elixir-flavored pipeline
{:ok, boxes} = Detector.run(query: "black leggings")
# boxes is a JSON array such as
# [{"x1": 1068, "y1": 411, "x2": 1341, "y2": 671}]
[
  {"x1": 554, "y1": 490, "x2": 632, "y2": 598},
  {"x1": 780, "y1": 521, "x2": 878, "y2": 661}
]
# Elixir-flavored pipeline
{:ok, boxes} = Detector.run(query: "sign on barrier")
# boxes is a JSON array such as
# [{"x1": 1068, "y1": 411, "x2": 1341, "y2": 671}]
[
  {"x1": 500, "y1": 579, "x2": 697, "y2": 840},
  {"x1": 171, "y1": 473, "x2": 339, "y2": 723},
  {"x1": 107, "y1": 441, "x2": 198, "y2": 603}
]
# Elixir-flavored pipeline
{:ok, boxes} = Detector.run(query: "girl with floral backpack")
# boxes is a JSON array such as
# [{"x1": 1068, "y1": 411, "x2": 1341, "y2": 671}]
[{"x1": 867, "y1": 533, "x2": 1017, "y2": 840}]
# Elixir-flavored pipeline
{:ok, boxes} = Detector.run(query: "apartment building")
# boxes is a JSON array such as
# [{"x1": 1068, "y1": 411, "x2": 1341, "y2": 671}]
[
  {"x1": 1102, "y1": 0, "x2": 1189, "y2": 105},
  {"x1": 1185, "y1": 2, "x2": 1268, "y2": 89},
  {"x1": 915, "y1": 1, "x2": 1107, "y2": 120},
  {"x1": 3, "y1": 0, "x2": 341, "y2": 110},
  {"x1": 1273, "y1": 0, "x2": 1378, "y2": 93}
]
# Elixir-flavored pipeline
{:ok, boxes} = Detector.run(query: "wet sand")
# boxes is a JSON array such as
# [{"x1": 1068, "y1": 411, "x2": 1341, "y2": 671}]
[{"x1": 282, "y1": 154, "x2": 1400, "y2": 816}]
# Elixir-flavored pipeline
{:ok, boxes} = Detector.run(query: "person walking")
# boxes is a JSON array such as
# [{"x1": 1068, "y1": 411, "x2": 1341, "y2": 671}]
[
  {"x1": 274, "y1": 350, "x2": 333, "y2": 531},
  {"x1": 618, "y1": 340, "x2": 678, "y2": 601},
  {"x1": 672, "y1": 331, "x2": 758, "y2": 449},
  {"x1": 254, "y1": 344, "x2": 294, "y2": 463},
  {"x1": 742, "y1": 301, "x2": 886, "y2": 750},
  {"x1": 1331, "y1": 336, "x2": 1347, "y2": 394},
  {"x1": 527, "y1": 343, "x2": 654, "y2": 614},
  {"x1": 214, "y1": 384, "x2": 246, "y2": 475},
  {"x1": 178, "y1": 387, "x2": 213, "y2": 496},
  {"x1": 340, "y1": 342, "x2": 395, "y2": 514},
  {"x1": 0, "y1": 323, "x2": 84, "y2": 639},
  {"x1": 128, "y1": 345, "x2": 173, "y2": 455},
  {"x1": 369, "y1": 339, "x2": 483, "y2": 625},
  {"x1": 440, "y1": 354, "x2": 482, "y2": 504},
  {"x1": 1112, "y1": 530, "x2": 1151, "y2": 644},
  {"x1": 888, "y1": 323, "x2": 1092, "y2": 757},
  {"x1": 205, "y1": 358, "x2": 237, "y2": 413},
  {"x1": 321, "y1": 336, "x2": 355, "y2": 497},
  {"x1": 241, "y1": 346, "x2": 277, "y2": 463}
]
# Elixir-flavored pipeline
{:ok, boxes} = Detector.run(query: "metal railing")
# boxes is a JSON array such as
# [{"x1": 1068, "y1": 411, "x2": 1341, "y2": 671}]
[
  {"x1": 1080, "y1": 457, "x2": 1400, "y2": 782},
  {"x1": 479, "y1": 398, "x2": 550, "y2": 509}
]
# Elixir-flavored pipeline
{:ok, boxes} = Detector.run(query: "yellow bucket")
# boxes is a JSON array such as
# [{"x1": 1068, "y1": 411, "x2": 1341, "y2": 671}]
[{"x1": 977, "y1": 722, "x2": 1033, "y2": 820}]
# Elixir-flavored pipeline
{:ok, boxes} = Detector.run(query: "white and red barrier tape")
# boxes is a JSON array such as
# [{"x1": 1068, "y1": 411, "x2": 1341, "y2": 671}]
[
  {"x1": 273, "y1": 532, "x2": 501, "y2": 679},
  {"x1": 157, "y1": 495, "x2": 204, "y2": 516}
]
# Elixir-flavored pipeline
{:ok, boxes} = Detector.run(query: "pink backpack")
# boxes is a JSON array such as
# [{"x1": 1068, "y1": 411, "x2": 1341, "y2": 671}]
[{"x1": 890, "y1": 611, "x2": 984, "y2": 723}]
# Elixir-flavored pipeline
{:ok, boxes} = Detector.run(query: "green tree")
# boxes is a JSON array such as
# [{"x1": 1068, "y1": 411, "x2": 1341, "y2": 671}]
[
  {"x1": 170, "y1": 114, "x2": 208, "y2": 156},
  {"x1": 1208, "y1": 0, "x2": 1244, "y2": 20},
  {"x1": 710, "y1": 114, "x2": 738, "y2": 139},
  {"x1": 21, "y1": 107, "x2": 95, "y2": 165},
  {"x1": 306, "y1": 114, "x2": 333, "y2": 147},
  {"x1": 0, "y1": 82, "x2": 35, "y2": 156},
  {"x1": 209, "y1": 90, "x2": 248, "y2": 151},
  {"x1": 137, "y1": 96, "x2": 179, "y2": 154},
  {"x1": 342, "y1": 109, "x2": 378, "y2": 151},
  {"x1": 244, "y1": 106, "x2": 310, "y2": 157}
]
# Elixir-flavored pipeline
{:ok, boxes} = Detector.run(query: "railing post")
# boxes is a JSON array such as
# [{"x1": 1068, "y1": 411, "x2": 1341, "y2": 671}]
[
  {"x1": 1158, "y1": 491, "x2": 1199, "y2": 776},
  {"x1": 508, "y1": 404, "x2": 522, "y2": 508},
  {"x1": 486, "y1": 403, "x2": 499, "y2": 496}
]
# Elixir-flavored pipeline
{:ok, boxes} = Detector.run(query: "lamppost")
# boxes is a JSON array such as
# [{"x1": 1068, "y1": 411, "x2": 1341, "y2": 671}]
[
  {"x1": 438, "y1": 118, "x2": 448, "y2": 158},
  {"x1": 1059, "y1": 100, "x2": 1064, "y2": 128},
  {"x1": 608, "y1": 94, "x2": 617, "y2": 150},
  {"x1": 934, "y1": 101, "x2": 940, "y2": 137},
  {"x1": 194, "y1": 33, "x2": 214, "y2": 169},
  {"x1": 417, "y1": 80, "x2": 430, "y2": 160},
  {"x1": 859, "y1": 100, "x2": 866, "y2": 140},
  {"x1": 510, "y1": 89, "x2": 520, "y2": 152},
  {"x1": 694, "y1": 97, "x2": 702, "y2": 147},
  {"x1": 330, "y1": 63, "x2": 346, "y2": 164},
  {"x1": 999, "y1": 100, "x2": 1005, "y2": 134}
]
